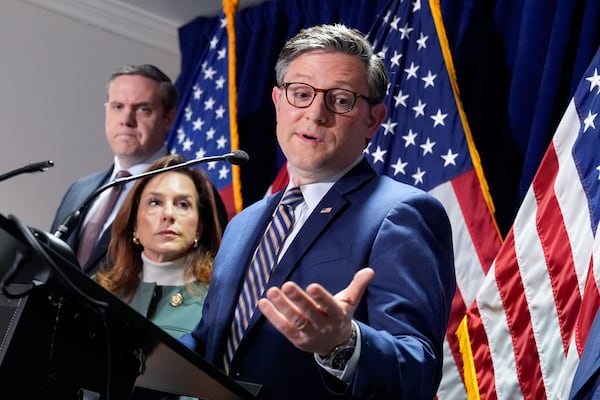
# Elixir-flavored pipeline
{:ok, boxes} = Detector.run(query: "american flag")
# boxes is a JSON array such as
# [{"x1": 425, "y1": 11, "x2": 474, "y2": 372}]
[
  {"x1": 367, "y1": 0, "x2": 502, "y2": 398},
  {"x1": 167, "y1": 14, "x2": 240, "y2": 220},
  {"x1": 458, "y1": 45, "x2": 600, "y2": 398}
]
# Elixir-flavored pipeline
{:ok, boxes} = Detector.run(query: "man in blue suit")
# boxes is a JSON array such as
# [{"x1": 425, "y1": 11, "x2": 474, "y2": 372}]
[
  {"x1": 50, "y1": 64, "x2": 178, "y2": 274},
  {"x1": 570, "y1": 310, "x2": 600, "y2": 399},
  {"x1": 181, "y1": 24, "x2": 456, "y2": 399}
]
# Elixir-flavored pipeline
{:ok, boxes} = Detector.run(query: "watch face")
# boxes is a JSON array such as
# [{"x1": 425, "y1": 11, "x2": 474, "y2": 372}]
[{"x1": 331, "y1": 348, "x2": 354, "y2": 370}]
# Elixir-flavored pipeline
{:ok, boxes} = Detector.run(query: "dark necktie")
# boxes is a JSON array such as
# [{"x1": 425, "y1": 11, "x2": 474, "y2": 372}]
[
  {"x1": 76, "y1": 170, "x2": 130, "y2": 267},
  {"x1": 223, "y1": 187, "x2": 304, "y2": 372}
]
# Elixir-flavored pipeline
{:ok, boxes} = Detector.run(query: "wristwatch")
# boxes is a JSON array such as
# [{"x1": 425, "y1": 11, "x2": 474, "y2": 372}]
[{"x1": 319, "y1": 324, "x2": 357, "y2": 370}]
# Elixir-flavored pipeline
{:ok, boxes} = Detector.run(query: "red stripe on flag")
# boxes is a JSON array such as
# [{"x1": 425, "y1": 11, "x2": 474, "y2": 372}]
[
  {"x1": 467, "y1": 305, "x2": 498, "y2": 400},
  {"x1": 531, "y1": 145, "x2": 581, "y2": 354},
  {"x1": 219, "y1": 185, "x2": 235, "y2": 221},
  {"x1": 494, "y1": 231, "x2": 546, "y2": 400},
  {"x1": 575, "y1": 259, "x2": 600, "y2": 355},
  {"x1": 451, "y1": 170, "x2": 501, "y2": 275},
  {"x1": 446, "y1": 286, "x2": 467, "y2": 375},
  {"x1": 267, "y1": 162, "x2": 289, "y2": 195}
]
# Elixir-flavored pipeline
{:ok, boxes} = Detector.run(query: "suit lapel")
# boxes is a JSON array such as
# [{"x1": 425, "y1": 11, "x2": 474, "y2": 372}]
[
  {"x1": 211, "y1": 194, "x2": 282, "y2": 353},
  {"x1": 71, "y1": 168, "x2": 113, "y2": 271},
  {"x1": 218, "y1": 160, "x2": 377, "y2": 359},
  {"x1": 245, "y1": 159, "x2": 376, "y2": 331},
  {"x1": 267, "y1": 193, "x2": 347, "y2": 289},
  {"x1": 83, "y1": 226, "x2": 112, "y2": 274}
]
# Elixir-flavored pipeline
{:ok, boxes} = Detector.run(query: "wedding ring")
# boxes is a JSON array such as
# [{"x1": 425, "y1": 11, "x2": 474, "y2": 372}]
[{"x1": 295, "y1": 319, "x2": 308, "y2": 330}]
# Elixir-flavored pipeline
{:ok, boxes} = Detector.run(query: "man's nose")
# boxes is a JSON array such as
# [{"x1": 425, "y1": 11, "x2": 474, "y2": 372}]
[{"x1": 121, "y1": 108, "x2": 137, "y2": 127}]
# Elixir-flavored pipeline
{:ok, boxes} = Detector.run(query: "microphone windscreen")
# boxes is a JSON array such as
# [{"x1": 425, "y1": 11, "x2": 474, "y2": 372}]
[{"x1": 228, "y1": 150, "x2": 249, "y2": 165}]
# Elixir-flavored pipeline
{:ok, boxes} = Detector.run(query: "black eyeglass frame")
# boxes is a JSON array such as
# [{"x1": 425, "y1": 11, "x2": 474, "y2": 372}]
[{"x1": 282, "y1": 82, "x2": 378, "y2": 114}]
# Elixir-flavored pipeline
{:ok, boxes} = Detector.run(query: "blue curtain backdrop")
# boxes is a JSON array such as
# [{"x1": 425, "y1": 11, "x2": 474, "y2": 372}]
[
  {"x1": 173, "y1": 0, "x2": 600, "y2": 236},
  {"x1": 442, "y1": 0, "x2": 600, "y2": 234}
]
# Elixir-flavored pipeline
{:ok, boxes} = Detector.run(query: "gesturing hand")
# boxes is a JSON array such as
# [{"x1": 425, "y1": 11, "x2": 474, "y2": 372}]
[{"x1": 257, "y1": 267, "x2": 374, "y2": 356}]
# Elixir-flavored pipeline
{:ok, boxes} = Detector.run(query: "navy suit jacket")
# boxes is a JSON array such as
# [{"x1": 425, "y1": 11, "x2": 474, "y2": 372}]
[
  {"x1": 570, "y1": 310, "x2": 600, "y2": 399},
  {"x1": 50, "y1": 167, "x2": 113, "y2": 274},
  {"x1": 181, "y1": 159, "x2": 456, "y2": 400}
]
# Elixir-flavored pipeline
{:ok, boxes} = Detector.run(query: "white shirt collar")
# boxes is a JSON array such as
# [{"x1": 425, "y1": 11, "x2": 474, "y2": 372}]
[
  {"x1": 287, "y1": 156, "x2": 362, "y2": 212},
  {"x1": 111, "y1": 146, "x2": 168, "y2": 179}
]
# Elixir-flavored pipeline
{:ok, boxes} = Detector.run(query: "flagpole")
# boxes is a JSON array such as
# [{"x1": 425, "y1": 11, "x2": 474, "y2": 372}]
[{"x1": 223, "y1": 0, "x2": 242, "y2": 214}]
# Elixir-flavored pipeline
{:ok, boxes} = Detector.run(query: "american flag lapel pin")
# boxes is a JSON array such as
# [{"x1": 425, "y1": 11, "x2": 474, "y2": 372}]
[{"x1": 320, "y1": 207, "x2": 332, "y2": 214}]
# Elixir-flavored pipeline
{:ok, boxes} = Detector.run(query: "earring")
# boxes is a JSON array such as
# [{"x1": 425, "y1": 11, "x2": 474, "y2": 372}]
[
  {"x1": 193, "y1": 238, "x2": 199, "y2": 248},
  {"x1": 133, "y1": 233, "x2": 140, "y2": 245}
]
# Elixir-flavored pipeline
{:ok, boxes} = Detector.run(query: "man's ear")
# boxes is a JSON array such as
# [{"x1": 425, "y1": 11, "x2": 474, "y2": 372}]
[
  {"x1": 272, "y1": 86, "x2": 282, "y2": 108},
  {"x1": 366, "y1": 103, "x2": 387, "y2": 140}
]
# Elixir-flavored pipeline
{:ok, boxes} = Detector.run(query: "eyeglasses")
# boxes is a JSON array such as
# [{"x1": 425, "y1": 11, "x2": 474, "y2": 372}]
[{"x1": 282, "y1": 82, "x2": 377, "y2": 114}]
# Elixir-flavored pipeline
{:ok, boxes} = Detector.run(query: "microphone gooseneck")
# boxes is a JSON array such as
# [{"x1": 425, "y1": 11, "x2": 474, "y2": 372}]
[
  {"x1": 53, "y1": 151, "x2": 249, "y2": 240},
  {"x1": 0, "y1": 160, "x2": 54, "y2": 183}
]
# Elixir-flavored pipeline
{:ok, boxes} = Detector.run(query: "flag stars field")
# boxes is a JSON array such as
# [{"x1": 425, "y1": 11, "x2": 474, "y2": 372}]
[{"x1": 166, "y1": 11, "x2": 237, "y2": 216}]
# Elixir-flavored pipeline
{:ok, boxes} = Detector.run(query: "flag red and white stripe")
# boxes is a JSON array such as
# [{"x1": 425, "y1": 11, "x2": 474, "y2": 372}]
[{"x1": 458, "y1": 47, "x2": 600, "y2": 399}]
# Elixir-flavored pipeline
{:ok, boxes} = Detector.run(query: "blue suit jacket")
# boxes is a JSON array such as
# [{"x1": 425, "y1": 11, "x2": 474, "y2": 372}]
[
  {"x1": 181, "y1": 159, "x2": 456, "y2": 400},
  {"x1": 570, "y1": 309, "x2": 600, "y2": 399},
  {"x1": 50, "y1": 167, "x2": 113, "y2": 274}
]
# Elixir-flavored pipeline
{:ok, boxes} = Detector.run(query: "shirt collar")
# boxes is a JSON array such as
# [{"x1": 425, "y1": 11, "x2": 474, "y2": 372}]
[
  {"x1": 111, "y1": 146, "x2": 168, "y2": 179},
  {"x1": 287, "y1": 156, "x2": 362, "y2": 212}
]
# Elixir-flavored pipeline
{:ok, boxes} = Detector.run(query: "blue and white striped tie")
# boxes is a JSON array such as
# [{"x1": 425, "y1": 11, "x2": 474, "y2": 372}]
[{"x1": 223, "y1": 187, "x2": 304, "y2": 372}]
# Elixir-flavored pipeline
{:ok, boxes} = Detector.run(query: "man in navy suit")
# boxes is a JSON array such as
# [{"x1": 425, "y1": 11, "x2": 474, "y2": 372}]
[
  {"x1": 50, "y1": 64, "x2": 178, "y2": 274},
  {"x1": 181, "y1": 24, "x2": 456, "y2": 400}
]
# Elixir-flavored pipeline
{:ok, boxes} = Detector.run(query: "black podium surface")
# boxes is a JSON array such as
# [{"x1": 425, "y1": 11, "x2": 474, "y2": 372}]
[{"x1": 0, "y1": 213, "x2": 258, "y2": 400}]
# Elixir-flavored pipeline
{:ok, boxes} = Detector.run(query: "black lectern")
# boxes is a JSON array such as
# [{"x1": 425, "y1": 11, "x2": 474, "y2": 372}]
[{"x1": 0, "y1": 213, "x2": 257, "y2": 400}]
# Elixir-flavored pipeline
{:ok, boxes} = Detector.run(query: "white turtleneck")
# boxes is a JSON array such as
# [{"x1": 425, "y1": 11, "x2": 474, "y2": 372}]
[{"x1": 140, "y1": 252, "x2": 189, "y2": 286}]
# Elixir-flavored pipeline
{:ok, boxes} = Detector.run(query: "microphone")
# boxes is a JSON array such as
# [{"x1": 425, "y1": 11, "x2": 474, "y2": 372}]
[
  {"x1": 53, "y1": 151, "x2": 249, "y2": 241},
  {"x1": 0, "y1": 160, "x2": 54, "y2": 183},
  {"x1": 224, "y1": 149, "x2": 249, "y2": 165}
]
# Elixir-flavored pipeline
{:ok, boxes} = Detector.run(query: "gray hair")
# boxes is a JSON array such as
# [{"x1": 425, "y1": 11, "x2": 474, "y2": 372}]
[
  {"x1": 274, "y1": 24, "x2": 388, "y2": 103},
  {"x1": 107, "y1": 64, "x2": 178, "y2": 112}
]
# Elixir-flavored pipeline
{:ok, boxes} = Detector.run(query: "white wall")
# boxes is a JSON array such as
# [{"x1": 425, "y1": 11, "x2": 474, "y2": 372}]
[{"x1": 0, "y1": 0, "x2": 180, "y2": 231}]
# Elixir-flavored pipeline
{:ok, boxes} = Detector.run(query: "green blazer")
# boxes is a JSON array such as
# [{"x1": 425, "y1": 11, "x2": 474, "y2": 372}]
[{"x1": 128, "y1": 280, "x2": 208, "y2": 339}]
